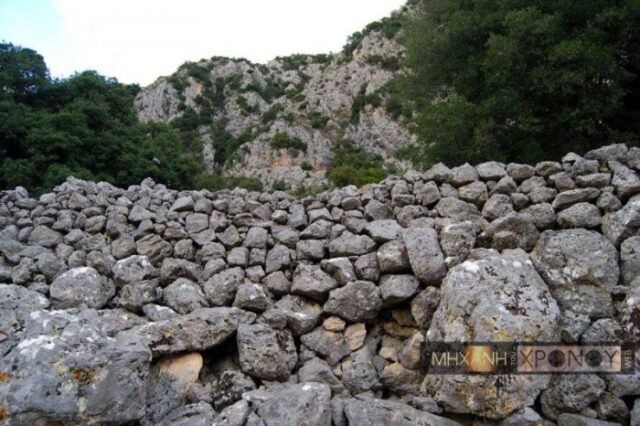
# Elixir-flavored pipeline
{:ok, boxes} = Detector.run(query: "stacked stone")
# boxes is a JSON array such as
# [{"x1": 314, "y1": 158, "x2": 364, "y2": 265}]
[{"x1": 0, "y1": 144, "x2": 639, "y2": 425}]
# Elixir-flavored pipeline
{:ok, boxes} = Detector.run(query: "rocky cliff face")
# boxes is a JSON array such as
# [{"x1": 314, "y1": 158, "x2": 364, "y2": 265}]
[
  {"x1": 134, "y1": 7, "x2": 415, "y2": 188},
  {"x1": 1, "y1": 144, "x2": 640, "y2": 425}
]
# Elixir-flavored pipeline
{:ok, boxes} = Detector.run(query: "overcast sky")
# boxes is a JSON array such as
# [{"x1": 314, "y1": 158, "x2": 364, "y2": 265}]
[{"x1": 0, "y1": 0, "x2": 407, "y2": 86}]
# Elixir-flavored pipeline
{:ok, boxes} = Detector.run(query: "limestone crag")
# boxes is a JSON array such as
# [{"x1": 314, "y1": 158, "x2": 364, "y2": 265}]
[
  {"x1": 134, "y1": 7, "x2": 415, "y2": 188},
  {"x1": 1, "y1": 143, "x2": 640, "y2": 425}
]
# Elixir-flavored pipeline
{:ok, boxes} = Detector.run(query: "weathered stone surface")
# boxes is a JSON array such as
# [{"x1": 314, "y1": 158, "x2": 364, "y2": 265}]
[
  {"x1": 274, "y1": 294, "x2": 322, "y2": 335},
  {"x1": 323, "y1": 280, "x2": 382, "y2": 323},
  {"x1": 602, "y1": 200, "x2": 640, "y2": 246},
  {"x1": 237, "y1": 323, "x2": 297, "y2": 381},
  {"x1": 486, "y1": 213, "x2": 540, "y2": 251},
  {"x1": 212, "y1": 370, "x2": 256, "y2": 411},
  {"x1": 50, "y1": 267, "x2": 115, "y2": 309},
  {"x1": 531, "y1": 229, "x2": 619, "y2": 317},
  {"x1": 4, "y1": 143, "x2": 640, "y2": 424},
  {"x1": 297, "y1": 358, "x2": 346, "y2": 395},
  {"x1": 243, "y1": 382, "x2": 331, "y2": 426},
  {"x1": 342, "y1": 395, "x2": 462, "y2": 426},
  {"x1": 129, "y1": 307, "x2": 255, "y2": 356},
  {"x1": 379, "y1": 274, "x2": 420, "y2": 307},
  {"x1": 557, "y1": 202, "x2": 602, "y2": 228},
  {"x1": 328, "y1": 231, "x2": 376, "y2": 257},
  {"x1": 541, "y1": 375, "x2": 606, "y2": 420},
  {"x1": 0, "y1": 309, "x2": 151, "y2": 425},
  {"x1": 402, "y1": 227, "x2": 446, "y2": 285},
  {"x1": 301, "y1": 328, "x2": 351, "y2": 365},
  {"x1": 557, "y1": 414, "x2": 620, "y2": 426},
  {"x1": 364, "y1": 219, "x2": 402, "y2": 242},
  {"x1": 320, "y1": 257, "x2": 356, "y2": 284},
  {"x1": 28, "y1": 225, "x2": 62, "y2": 248},
  {"x1": 163, "y1": 278, "x2": 208, "y2": 314},
  {"x1": 424, "y1": 251, "x2": 560, "y2": 419},
  {"x1": 291, "y1": 264, "x2": 337, "y2": 301},
  {"x1": 203, "y1": 267, "x2": 245, "y2": 306},
  {"x1": 136, "y1": 234, "x2": 173, "y2": 265},
  {"x1": 621, "y1": 236, "x2": 640, "y2": 286},
  {"x1": 376, "y1": 239, "x2": 410, "y2": 273},
  {"x1": 342, "y1": 346, "x2": 381, "y2": 392}
]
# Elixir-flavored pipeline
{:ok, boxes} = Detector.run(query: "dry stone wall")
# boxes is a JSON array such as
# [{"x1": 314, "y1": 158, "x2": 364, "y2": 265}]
[{"x1": 1, "y1": 144, "x2": 640, "y2": 425}]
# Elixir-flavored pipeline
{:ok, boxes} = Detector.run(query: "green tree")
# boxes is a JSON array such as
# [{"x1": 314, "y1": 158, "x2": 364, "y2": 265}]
[
  {"x1": 0, "y1": 42, "x2": 49, "y2": 103},
  {"x1": 404, "y1": 0, "x2": 640, "y2": 166}
]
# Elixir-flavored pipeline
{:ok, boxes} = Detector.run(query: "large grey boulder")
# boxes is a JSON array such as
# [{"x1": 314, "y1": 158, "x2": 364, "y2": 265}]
[
  {"x1": 237, "y1": 323, "x2": 297, "y2": 381},
  {"x1": 127, "y1": 307, "x2": 255, "y2": 356},
  {"x1": 376, "y1": 239, "x2": 410, "y2": 273},
  {"x1": 297, "y1": 358, "x2": 346, "y2": 395},
  {"x1": 401, "y1": 227, "x2": 446, "y2": 285},
  {"x1": 274, "y1": 295, "x2": 322, "y2": 335},
  {"x1": 531, "y1": 229, "x2": 619, "y2": 317},
  {"x1": 323, "y1": 281, "x2": 382, "y2": 323},
  {"x1": 163, "y1": 278, "x2": 208, "y2": 314},
  {"x1": 364, "y1": 219, "x2": 402, "y2": 243},
  {"x1": 291, "y1": 264, "x2": 338, "y2": 301},
  {"x1": 203, "y1": 267, "x2": 245, "y2": 306},
  {"x1": 424, "y1": 251, "x2": 560, "y2": 419},
  {"x1": 486, "y1": 213, "x2": 539, "y2": 251},
  {"x1": 50, "y1": 267, "x2": 115, "y2": 309},
  {"x1": 379, "y1": 274, "x2": 420, "y2": 307},
  {"x1": 242, "y1": 382, "x2": 331, "y2": 426},
  {"x1": 610, "y1": 160, "x2": 640, "y2": 199},
  {"x1": 136, "y1": 234, "x2": 173, "y2": 265},
  {"x1": 328, "y1": 232, "x2": 376, "y2": 257},
  {"x1": 28, "y1": 225, "x2": 62, "y2": 248},
  {"x1": 602, "y1": 200, "x2": 640, "y2": 246},
  {"x1": 557, "y1": 202, "x2": 601, "y2": 228},
  {"x1": 0, "y1": 309, "x2": 151, "y2": 425},
  {"x1": 113, "y1": 255, "x2": 156, "y2": 286},
  {"x1": 301, "y1": 328, "x2": 352, "y2": 365}
]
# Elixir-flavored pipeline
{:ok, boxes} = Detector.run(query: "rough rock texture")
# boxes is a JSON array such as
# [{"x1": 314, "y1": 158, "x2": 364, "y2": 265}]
[
  {"x1": 423, "y1": 251, "x2": 560, "y2": 419},
  {"x1": 1, "y1": 143, "x2": 639, "y2": 424}
]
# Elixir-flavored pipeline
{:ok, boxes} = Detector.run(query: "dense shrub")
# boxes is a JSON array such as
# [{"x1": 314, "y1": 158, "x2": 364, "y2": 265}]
[
  {"x1": 327, "y1": 139, "x2": 396, "y2": 187},
  {"x1": 403, "y1": 0, "x2": 640, "y2": 166},
  {"x1": 269, "y1": 132, "x2": 307, "y2": 155},
  {"x1": 307, "y1": 111, "x2": 329, "y2": 129}
]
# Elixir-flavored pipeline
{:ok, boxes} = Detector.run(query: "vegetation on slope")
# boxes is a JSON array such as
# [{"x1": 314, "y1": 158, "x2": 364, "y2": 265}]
[{"x1": 0, "y1": 43, "x2": 261, "y2": 194}]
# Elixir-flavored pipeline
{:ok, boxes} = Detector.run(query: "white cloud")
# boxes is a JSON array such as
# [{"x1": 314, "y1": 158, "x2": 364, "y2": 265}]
[{"x1": 47, "y1": 0, "x2": 407, "y2": 85}]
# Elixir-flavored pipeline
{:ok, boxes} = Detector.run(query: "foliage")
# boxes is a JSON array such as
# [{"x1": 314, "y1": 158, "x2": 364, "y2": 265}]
[
  {"x1": 236, "y1": 95, "x2": 258, "y2": 115},
  {"x1": 269, "y1": 132, "x2": 307, "y2": 155},
  {"x1": 327, "y1": 139, "x2": 396, "y2": 187},
  {"x1": 244, "y1": 78, "x2": 286, "y2": 103},
  {"x1": 0, "y1": 65, "x2": 202, "y2": 193},
  {"x1": 343, "y1": 16, "x2": 405, "y2": 58},
  {"x1": 0, "y1": 42, "x2": 258, "y2": 195},
  {"x1": 210, "y1": 120, "x2": 253, "y2": 167},
  {"x1": 366, "y1": 55, "x2": 401, "y2": 71},
  {"x1": 261, "y1": 103, "x2": 285, "y2": 123},
  {"x1": 0, "y1": 42, "x2": 49, "y2": 103},
  {"x1": 403, "y1": 0, "x2": 640, "y2": 166},
  {"x1": 307, "y1": 111, "x2": 329, "y2": 129},
  {"x1": 301, "y1": 161, "x2": 313, "y2": 171},
  {"x1": 349, "y1": 85, "x2": 382, "y2": 124}
]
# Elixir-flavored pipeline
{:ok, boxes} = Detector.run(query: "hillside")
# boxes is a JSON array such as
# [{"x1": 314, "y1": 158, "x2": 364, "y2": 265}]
[{"x1": 134, "y1": 4, "x2": 417, "y2": 189}]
